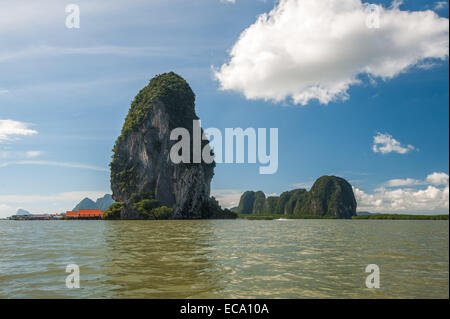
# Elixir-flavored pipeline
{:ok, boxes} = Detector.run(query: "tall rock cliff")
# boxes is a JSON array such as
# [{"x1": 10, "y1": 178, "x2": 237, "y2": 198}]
[{"x1": 110, "y1": 72, "x2": 216, "y2": 219}]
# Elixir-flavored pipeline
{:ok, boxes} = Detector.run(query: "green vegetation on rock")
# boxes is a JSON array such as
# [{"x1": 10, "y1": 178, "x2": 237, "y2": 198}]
[
  {"x1": 286, "y1": 189, "x2": 308, "y2": 215},
  {"x1": 252, "y1": 191, "x2": 266, "y2": 214},
  {"x1": 201, "y1": 197, "x2": 238, "y2": 219},
  {"x1": 103, "y1": 202, "x2": 123, "y2": 220},
  {"x1": 130, "y1": 191, "x2": 174, "y2": 220},
  {"x1": 110, "y1": 161, "x2": 138, "y2": 195},
  {"x1": 263, "y1": 197, "x2": 279, "y2": 215},
  {"x1": 300, "y1": 176, "x2": 356, "y2": 218},
  {"x1": 119, "y1": 72, "x2": 195, "y2": 139},
  {"x1": 352, "y1": 214, "x2": 449, "y2": 220},
  {"x1": 236, "y1": 176, "x2": 357, "y2": 219},
  {"x1": 236, "y1": 191, "x2": 256, "y2": 214}
]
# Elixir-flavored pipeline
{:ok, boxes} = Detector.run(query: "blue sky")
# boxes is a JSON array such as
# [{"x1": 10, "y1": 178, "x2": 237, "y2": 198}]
[{"x1": 0, "y1": 0, "x2": 448, "y2": 216}]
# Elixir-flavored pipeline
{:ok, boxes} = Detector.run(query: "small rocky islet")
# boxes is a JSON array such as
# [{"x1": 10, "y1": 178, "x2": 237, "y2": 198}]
[{"x1": 106, "y1": 72, "x2": 357, "y2": 220}]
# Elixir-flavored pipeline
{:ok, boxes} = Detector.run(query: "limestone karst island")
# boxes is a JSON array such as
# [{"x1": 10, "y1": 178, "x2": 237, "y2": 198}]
[{"x1": 107, "y1": 72, "x2": 236, "y2": 220}]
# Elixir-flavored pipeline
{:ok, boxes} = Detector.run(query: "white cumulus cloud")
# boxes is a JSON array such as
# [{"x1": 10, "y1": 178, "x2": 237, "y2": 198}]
[
  {"x1": 426, "y1": 172, "x2": 449, "y2": 186},
  {"x1": 372, "y1": 132, "x2": 415, "y2": 154},
  {"x1": 0, "y1": 119, "x2": 38, "y2": 142},
  {"x1": 214, "y1": 0, "x2": 449, "y2": 105},
  {"x1": 355, "y1": 172, "x2": 449, "y2": 213}
]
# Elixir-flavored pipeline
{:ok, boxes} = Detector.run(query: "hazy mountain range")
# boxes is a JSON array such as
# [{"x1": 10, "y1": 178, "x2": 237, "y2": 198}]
[
  {"x1": 72, "y1": 194, "x2": 115, "y2": 212},
  {"x1": 15, "y1": 209, "x2": 31, "y2": 216}
]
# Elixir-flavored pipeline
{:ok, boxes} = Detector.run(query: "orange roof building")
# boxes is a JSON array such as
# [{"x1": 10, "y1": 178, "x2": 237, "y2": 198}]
[{"x1": 66, "y1": 209, "x2": 103, "y2": 219}]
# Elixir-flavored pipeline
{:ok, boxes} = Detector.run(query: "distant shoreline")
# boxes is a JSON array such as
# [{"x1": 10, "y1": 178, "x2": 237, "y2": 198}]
[
  {"x1": 352, "y1": 214, "x2": 449, "y2": 220},
  {"x1": 239, "y1": 214, "x2": 449, "y2": 220}
]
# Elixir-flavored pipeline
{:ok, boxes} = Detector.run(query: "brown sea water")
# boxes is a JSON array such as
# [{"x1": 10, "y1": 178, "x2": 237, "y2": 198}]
[{"x1": 0, "y1": 219, "x2": 448, "y2": 298}]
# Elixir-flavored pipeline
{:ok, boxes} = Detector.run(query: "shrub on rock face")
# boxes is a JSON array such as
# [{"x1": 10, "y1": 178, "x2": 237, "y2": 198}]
[
  {"x1": 134, "y1": 199, "x2": 161, "y2": 217},
  {"x1": 103, "y1": 202, "x2": 123, "y2": 220},
  {"x1": 151, "y1": 206, "x2": 174, "y2": 220},
  {"x1": 201, "y1": 197, "x2": 238, "y2": 219},
  {"x1": 127, "y1": 192, "x2": 173, "y2": 220}
]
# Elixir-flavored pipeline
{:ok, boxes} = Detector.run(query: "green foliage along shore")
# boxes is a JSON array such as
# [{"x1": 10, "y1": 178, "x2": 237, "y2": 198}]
[
  {"x1": 237, "y1": 176, "x2": 357, "y2": 219},
  {"x1": 103, "y1": 202, "x2": 123, "y2": 220},
  {"x1": 352, "y1": 214, "x2": 449, "y2": 220},
  {"x1": 103, "y1": 192, "x2": 175, "y2": 220}
]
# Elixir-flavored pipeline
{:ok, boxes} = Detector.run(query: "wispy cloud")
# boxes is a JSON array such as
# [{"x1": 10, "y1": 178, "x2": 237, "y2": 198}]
[
  {"x1": 0, "y1": 45, "x2": 169, "y2": 63},
  {"x1": 0, "y1": 119, "x2": 37, "y2": 142},
  {"x1": 0, "y1": 160, "x2": 108, "y2": 172},
  {"x1": 25, "y1": 151, "x2": 43, "y2": 158},
  {"x1": 390, "y1": 0, "x2": 403, "y2": 9},
  {"x1": 0, "y1": 150, "x2": 43, "y2": 159},
  {"x1": 372, "y1": 132, "x2": 416, "y2": 155},
  {"x1": 434, "y1": 1, "x2": 448, "y2": 10},
  {"x1": 291, "y1": 181, "x2": 314, "y2": 190},
  {"x1": 0, "y1": 190, "x2": 109, "y2": 204}
]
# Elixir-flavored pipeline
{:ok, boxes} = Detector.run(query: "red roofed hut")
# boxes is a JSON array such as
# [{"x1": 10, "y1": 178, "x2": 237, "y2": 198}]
[{"x1": 66, "y1": 209, "x2": 103, "y2": 219}]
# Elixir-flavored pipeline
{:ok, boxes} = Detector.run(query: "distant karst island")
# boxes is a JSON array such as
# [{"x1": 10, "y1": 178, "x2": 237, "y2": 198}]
[
  {"x1": 237, "y1": 176, "x2": 357, "y2": 219},
  {"x1": 72, "y1": 194, "x2": 115, "y2": 212}
]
